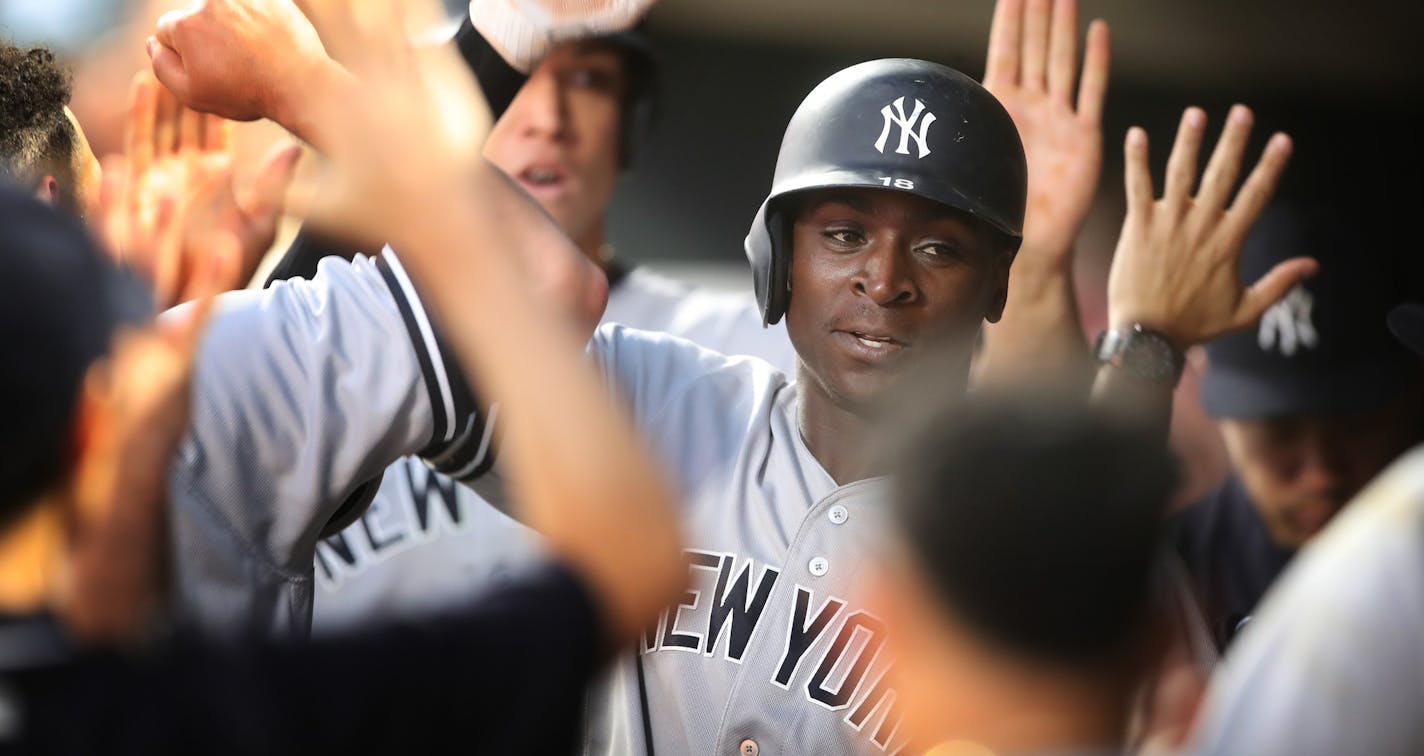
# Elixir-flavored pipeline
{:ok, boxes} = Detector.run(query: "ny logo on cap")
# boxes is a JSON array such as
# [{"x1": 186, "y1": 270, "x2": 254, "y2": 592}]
[
  {"x1": 875, "y1": 97, "x2": 937, "y2": 158},
  {"x1": 1258, "y1": 284, "x2": 1318, "y2": 356}
]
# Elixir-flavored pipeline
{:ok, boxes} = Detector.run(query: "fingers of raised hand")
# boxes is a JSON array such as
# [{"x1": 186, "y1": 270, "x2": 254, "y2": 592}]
[
  {"x1": 1193, "y1": 104, "x2": 1254, "y2": 216},
  {"x1": 203, "y1": 115, "x2": 233, "y2": 153},
  {"x1": 1123, "y1": 126, "x2": 1154, "y2": 212},
  {"x1": 1162, "y1": 107, "x2": 1206, "y2": 207},
  {"x1": 1020, "y1": 0, "x2": 1052, "y2": 92},
  {"x1": 153, "y1": 83, "x2": 182, "y2": 158},
  {"x1": 180, "y1": 106, "x2": 205, "y2": 152},
  {"x1": 983, "y1": 0, "x2": 1025, "y2": 89},
  {"x1": 1225, "y1": 132, "x2": 1293, "y2": 242},
  {"x1": 1076, "y1": 20, "x2": 1109, "y2": 124},
  {"x1": 242, "y1": 141, "x2": 303, "y2": 222},
  {"x1": 126, "y1": 73, "x2": 159, "y2": 177},
  {"x1": 1045, "y1": 0, "x2": 1078, "y2": 104},
  {"x1": 1236, "y1": 255, "x2": 1318, "y2": 331}
]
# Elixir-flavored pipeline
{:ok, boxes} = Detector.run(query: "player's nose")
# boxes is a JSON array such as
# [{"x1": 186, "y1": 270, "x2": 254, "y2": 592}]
[{"x1": 516, "y1": 69, "x2": 571, "y2": 141}]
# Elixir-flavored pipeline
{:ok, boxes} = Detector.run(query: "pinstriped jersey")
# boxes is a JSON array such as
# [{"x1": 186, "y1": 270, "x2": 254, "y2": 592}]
[
  {"x1": 311, "y1": 268, "x2": 796, "y2": 632},
  {"x1": 574, "y1": 325, "x2": 908, "y2": 756},
  {"x1": 166, "y1": 250, "x2": 486, "y2": 637},
  {"x1": 305, "y1": 280, "x2": 902, "y2": 753}
]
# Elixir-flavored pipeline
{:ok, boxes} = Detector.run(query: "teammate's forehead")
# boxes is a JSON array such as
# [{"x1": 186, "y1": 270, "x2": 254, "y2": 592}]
[{"x1": 553, "y1": 39, "x2": 630, "y2": 67}]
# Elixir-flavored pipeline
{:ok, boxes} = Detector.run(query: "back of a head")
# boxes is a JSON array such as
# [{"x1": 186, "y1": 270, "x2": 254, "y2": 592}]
[
  {"x1": 892, "y1": 397, "x2": 1176, "y2": 671},
  {"x1": 0, "y1": 187, "x2": 148, "y2": 526},
  {"x1": 0, "y1": 43, "x2": 79, "y2": 210}
]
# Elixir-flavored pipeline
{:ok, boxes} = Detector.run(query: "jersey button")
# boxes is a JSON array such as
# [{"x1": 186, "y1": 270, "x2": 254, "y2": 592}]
[
  {"x1": 739, "y1": 738, "x2": 760, "y2": 756},
  {"x1": 808, "y1": 557, "x2": 829, "y2": 577},
  {"x1": 828, "y1": 505, "x2": 849, "y2": 524}
]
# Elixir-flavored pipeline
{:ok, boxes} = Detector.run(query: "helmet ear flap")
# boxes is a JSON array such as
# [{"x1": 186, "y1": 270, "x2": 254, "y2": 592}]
[{"x1": 763, "y1": 205, "x2": 793, "y2": 326}]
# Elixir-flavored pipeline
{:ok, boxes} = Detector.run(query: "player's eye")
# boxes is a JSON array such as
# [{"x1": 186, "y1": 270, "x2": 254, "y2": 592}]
[
  {"x1": 823, "y1": 228, "x2": 866, "y2": 248},
  {"x1": 567, "y1": 67, "x2": 618, "y2": 93},
  {"x1": 916, "y1": 241, "x2": 964, "y2": 262}
]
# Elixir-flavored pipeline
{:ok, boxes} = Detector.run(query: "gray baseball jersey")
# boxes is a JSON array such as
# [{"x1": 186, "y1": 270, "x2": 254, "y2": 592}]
[
  {"x1": 312, "y1": 266, "x2": 796, "y2": 631},
  {"x1": 577, "y1": 325, "x2": 905, "y2": 756},
  {"x1": 167, "y1": 249, "x2": 485, "y2": 636},
  {"x1": 316, "y1": 317, "x2": 906, "y2": 754}
]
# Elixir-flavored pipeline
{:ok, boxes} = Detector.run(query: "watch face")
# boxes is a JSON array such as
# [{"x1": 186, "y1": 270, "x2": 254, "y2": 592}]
[{"x1": 1122, "y1": 332, "x2": 1181, "y2": 383}]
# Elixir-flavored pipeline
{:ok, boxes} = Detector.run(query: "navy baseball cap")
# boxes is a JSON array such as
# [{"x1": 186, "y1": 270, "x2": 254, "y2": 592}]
[
  {"x1": 1200, "y1": 201, "x2": 1417, "y2": 419},
  {"x1": 0, "y1": 186, "x2": 150, "y2": 520}
]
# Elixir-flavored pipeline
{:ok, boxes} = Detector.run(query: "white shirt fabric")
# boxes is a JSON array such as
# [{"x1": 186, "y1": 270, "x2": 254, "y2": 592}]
[{"x1": 1189, "y1": 445, "x2": 1424, "y2": 756}]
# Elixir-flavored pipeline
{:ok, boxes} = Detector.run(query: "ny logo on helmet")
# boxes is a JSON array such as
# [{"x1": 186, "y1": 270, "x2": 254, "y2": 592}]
[
  {"x1": 875, "y1": 97, "x2": 937, "y2": 158},
  {"x1": 1258, "y1": 284, "x2": 1318, "y2": 357}
]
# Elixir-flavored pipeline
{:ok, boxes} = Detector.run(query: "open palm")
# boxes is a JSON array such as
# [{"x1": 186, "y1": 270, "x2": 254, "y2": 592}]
[{"x1": 983, "y1": 0, "x2": 1108, "y2": 264}]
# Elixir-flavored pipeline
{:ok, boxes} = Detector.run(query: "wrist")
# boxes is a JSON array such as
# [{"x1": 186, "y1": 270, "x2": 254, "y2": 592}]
[
  {"x1": 1093, "y1": 324, "x2": 1186, "y2": 387},
  {"x1": 274, "y1": 60, "x2": 354, "y2": 151}
]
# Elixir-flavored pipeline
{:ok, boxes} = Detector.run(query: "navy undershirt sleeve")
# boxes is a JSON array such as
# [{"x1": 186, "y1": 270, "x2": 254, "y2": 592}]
[{"x1": 6, "y1": 563, "x2": 606, "y2": 755}]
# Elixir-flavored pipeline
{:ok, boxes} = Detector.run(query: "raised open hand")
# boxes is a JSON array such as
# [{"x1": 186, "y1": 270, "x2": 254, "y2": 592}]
[
  {"x1": 98, "y1": 73, "x2": 300, "y2": 306},
  {"x1": 983, "y1": 0, "x2": 1108, "y2": 265},
  {"x1": 1107, "y1": 105, "x2": 1314, "y2": 350}
]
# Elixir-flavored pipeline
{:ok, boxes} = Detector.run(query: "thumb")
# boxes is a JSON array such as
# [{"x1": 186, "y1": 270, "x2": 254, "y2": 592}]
[
  {"x1": 146, "y1": 37, "x2": 192, "y2": 104},
  {"x1": 1236, "y1": 256, "x2": 1319, "y2": 330},
  {"x1": 240, "y1": 141, "x2": 303, "y2": 223}
]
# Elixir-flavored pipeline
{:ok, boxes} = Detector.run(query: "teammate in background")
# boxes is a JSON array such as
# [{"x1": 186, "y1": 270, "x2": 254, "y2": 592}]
[
  {"x1": 0, "y1": 1, "x2": 684, "y2": 748},
  {"x1": 1173, "y1": 202, "x2": 1424, "y2": 650},
  {"x1": 1187, "y1": 303, "x2": 1424, "y2": 756},
  {"x1": 0, "y1": 43, "x2": 102, "y2": 217},
  {"x1": 262, "y1": 3, "x2": 799, "y2": 371},
  {"x1": 149, "y1": 0, "x2": 1310, "y2": 750},
  {"x1": 876, "y1": 397, "x2": 1174, "y2": 754}
]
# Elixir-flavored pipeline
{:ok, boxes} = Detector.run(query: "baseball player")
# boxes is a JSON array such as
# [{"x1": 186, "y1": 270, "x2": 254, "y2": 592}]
[
  {"x1": 150, "y1": 1, "x2": 1309, "y2": 754},
  {"x1": 311, "y1": 0, "x2": 1105, "y2": 631}
]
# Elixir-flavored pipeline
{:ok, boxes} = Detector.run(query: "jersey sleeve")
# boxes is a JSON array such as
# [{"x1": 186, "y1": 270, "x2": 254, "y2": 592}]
[
  {"x1": 466, "y1": 324, "x2": 782, "y2": 517},
  {"x1": 168, "y1": 249, "x2": 484, "y2": 635}
]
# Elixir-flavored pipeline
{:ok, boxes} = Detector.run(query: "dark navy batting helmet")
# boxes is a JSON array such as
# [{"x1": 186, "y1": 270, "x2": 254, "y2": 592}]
[{"x1": 744, "y1": 59, "x2": 1027, "y2": 326}]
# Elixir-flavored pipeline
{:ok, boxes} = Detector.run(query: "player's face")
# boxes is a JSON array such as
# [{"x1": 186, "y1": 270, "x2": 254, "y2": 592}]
[
  {"x1": 483, "y1": 42, "x2": 626, "y2": 254},
  {"x1": 784, "y1": 188, "x2": 1009, "y2": 410},
  {"x1": 1220, "y1": 390, "x2": 1423, "y2": 547}
]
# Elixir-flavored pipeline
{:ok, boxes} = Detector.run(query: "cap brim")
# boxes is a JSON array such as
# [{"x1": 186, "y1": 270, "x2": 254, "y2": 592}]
[
  {"x1": 1388, "y1": 303, "x2": 1424, "y2": 357},
  {"x1": 1201, "y1": 358, "x2": 1412, "y2": 419}
]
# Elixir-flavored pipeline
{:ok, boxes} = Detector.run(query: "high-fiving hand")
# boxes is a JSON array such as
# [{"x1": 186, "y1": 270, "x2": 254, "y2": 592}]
[
  {"x1": 1107, "y1": 105, "x2": 1314, "y2": 350},
  {"x1": 983, "y1": 0, "x2": 1108, "y2": 266},
  {"x1": 97, "y1": 73, "x2": 300, "y2": 308}
]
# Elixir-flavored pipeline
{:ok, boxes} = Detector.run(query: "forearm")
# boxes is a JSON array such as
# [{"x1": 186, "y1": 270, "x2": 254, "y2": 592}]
[
  {"x1": 269, "y1": 59, "x2": 360, "y2": 155},
  {"x1": 977, "y1": 256, "x2": 1092, "y2": 392},
  {"x1": 392, "y1": 167, "x2": 682, "y2": 642},
  {"x1": 1089, "y1": 363, "x2": 1174, "y2": 442}
]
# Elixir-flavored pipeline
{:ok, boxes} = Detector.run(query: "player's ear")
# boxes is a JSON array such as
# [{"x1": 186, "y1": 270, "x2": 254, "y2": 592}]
[{"x1": 33, "y1": 176, "x2": 61, "y2": 207}]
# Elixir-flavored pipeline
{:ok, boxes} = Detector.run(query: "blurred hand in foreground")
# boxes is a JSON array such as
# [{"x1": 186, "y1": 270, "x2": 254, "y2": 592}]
[{"x1": 97, "y1": 73, "x2": 300, "y2": 306}]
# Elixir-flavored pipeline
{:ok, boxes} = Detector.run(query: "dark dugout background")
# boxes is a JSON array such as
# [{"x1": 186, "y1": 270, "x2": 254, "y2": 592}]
[{"x1": 606, "y1": 0, "x2": 1424, "y2": 281}]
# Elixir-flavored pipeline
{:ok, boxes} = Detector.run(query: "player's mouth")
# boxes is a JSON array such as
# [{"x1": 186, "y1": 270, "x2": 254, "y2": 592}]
[
  {"x1": 834, "y1": 329, "x2": 909, "y2": 359},
  {"x1": 516, "y1": 164, "x2": 569, "y2": 199}
]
